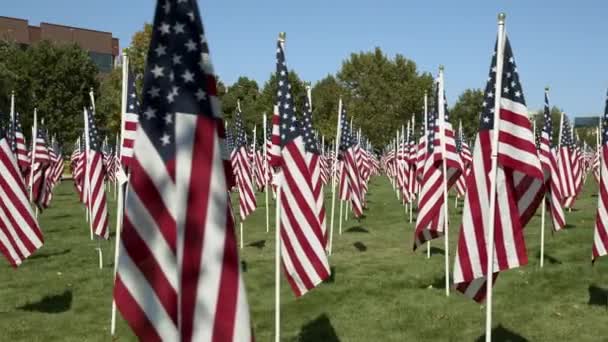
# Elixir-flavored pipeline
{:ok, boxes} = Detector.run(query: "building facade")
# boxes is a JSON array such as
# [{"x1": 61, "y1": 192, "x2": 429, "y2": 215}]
[{"x1": 0, "y1": 16, "x2": 119, "y2": 73}]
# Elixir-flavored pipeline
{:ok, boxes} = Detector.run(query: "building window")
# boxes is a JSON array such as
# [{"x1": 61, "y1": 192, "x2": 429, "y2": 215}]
[{"x1": 88, "y1": 51, "x2": 113, "y2": 73}]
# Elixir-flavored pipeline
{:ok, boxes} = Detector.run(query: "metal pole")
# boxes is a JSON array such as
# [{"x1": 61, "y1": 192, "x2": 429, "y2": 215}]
[
  {"x1": 438, "y1": 65, "x2": 450, "y2": 297},
  {"x1": 328, "y1": 98, "x2": 343, "y2": 255}
]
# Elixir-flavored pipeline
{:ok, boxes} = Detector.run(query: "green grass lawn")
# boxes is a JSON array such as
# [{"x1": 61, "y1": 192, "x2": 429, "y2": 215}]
[{"x1": 0, "y1": 176, "x2": 607, "y2": 341}]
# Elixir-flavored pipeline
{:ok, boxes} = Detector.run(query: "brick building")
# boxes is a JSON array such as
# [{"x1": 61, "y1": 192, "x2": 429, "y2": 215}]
[{"x1": 0, "y1": 16, "x2": 119, "y2": 73}]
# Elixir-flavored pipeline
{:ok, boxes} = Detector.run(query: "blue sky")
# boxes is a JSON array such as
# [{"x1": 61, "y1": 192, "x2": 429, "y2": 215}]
[{"x1": 4, "y1": 0, "x2": 608, "y2": 115}]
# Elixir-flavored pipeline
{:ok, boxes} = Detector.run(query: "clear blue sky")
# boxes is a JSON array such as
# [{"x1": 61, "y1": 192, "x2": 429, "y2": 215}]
[{"x1": 4, "y1": 0, "x2": 608, "y2": 115}]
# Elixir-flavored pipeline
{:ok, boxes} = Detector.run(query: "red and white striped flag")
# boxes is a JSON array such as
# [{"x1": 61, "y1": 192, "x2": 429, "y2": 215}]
[
  {"x1": 114, "y1": 1, "x2": 252, "y2": 340},
  {"x1": 338, "y1": 106, "x2": 363, "y2": 218},
  {"x1": 592, "y1": 90, "x2": 608, "y2": 262},
  {"x1": 558, "y1": 115, "x2": 577, "y2": 207},
  {"x1": 0, "y1": 125, "x2": 43, "y2": 267},
  {"x1": 274, "y1": 36, "x2": 330, "y2": 296},
  {"x1": 538, "y1": 90, "x2": 565, "y2": 231},
  {"x1": 233, "y1": 109, "x2": 257, "y2": 220},
  {"x1": 30, "y1": 121, "x2": 51, "y2": 210},
  {"x1": 453, "y1": 36, "x2": 545, "y2": 301},
  {"x1": 413, "y1": 84, "x2": 463, "y2": 250},
  {"x1": 84, "y1": 108, "x2": 109, "y2": 239},
  {"x1": 120, "y1": 65, "x2": 140, "y2": 170},
  {"x1": 10, "y1": 111, "x2": 30, "y2": 178}
]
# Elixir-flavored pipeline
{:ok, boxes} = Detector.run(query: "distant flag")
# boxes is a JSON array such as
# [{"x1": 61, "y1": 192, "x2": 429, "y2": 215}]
[
  {"x1": 84, "y1": 107, "x2": 109, "y2": 239},
  {"x1": 558, "y1": 114, "x2": 576, "y2": 207},
  {"x1": 30, "y1": 120, "x2": 51, "y2": 210},
  {"x1": 113, "y1": 1, "x2": 252, "y2": 340},
  {"x1": 593, "y1": 89, "x2": 608, "y2": 262},
  {"x1": 538, "y1": 89, "x2": 565, "y2": 231},
  {"x1": 234, "y1": 108, "x2": 257, "y2": 220},
  {"x1": 338, "y1": 105, "x2": 363, "y2": 218},
  {"x1": 274, "y1": 35, "x2": 330, "y2": 296},
  {"x1": 10, "y1": 111, "x2": 29, "y2": 177},
  {"x1": 302, "y1": 97, "x2": 327, "y2": 245},
  {"x1": 453, "y1": 36, "x2": 544, "y2": 302}
]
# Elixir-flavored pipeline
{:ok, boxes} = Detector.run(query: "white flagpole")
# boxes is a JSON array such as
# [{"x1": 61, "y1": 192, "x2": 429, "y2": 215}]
[
  {"x1": 88, "y1": 89, "x2": 104, "y2": 268},
  {"x1": 409, "y1": 116, "x2": 415, "y2": 223},
  {"x1": 10, "y1": 91, "x2": 15, "y2": 134},
  {"x1": 438, "y1": 65, "x2": 450, "y2": 297},
  {"x1": 455, "y1": 121, "x2": 463, "y2": 209},
  {"x1": 396, "y1": 130, "x2": 400, "y2": 200},
  {"x1": 403, "y1": 124, "x2": 408, "y2": 217},
  {"x1": 328, "y1": 98, "x2": 343, "y2": 254},
  {"x1": 485, "y1": 12, "x2": 507, "y2": 342},
  {"x1": 263, "y1": 113, "x2": 270, "y2": 234},
  {"x1": 236, "y1": 100, "x2": 245, "y2": 249},
  {"x1": 539, "y1": 87, "x2": 548, "y2": 269},
  {"x1": 274, "y1": 32, "x2": 285, "y2": 342},
  {"x1": 346, "y1": 118, "x2": 353, "y2": 222},
  {"x1": 111, "y1": 51, "x2": 129, "y2": 336},
  {"x1": 424, "y1": 91, "x2": 431, "y2": 259},
  {"x1": 29, "y1": 108, "x2": 37, "y2": 203}
]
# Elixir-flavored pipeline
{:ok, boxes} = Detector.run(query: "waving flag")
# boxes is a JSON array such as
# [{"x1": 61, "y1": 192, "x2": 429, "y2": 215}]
[
  {"x1": 453, "y1": 36, "x2": 544, "y2": 302},
  {"x1": 413, "y1": 82, "x2": 463, "y2": 250},
  {"x1": 234, "y1": 109, "x2": 257, "y2": 220},
  {"x1": 0, "y1": 124, "x2": 43, "y2": 267},
  {"x1": 338, "y1": 106, "x2": 363, "y2": 218},
  {"x1": 10, "y1": 111, "x2": 29, "y2": 177},
  {"x1": 84, "y1": 108, "x2": 109, "y2": 239},
  {"x1": 113, "y1": 1, "x2": 252, "y2": 340},
  {"x1": 558, "y1": 115, "x2": 576, "y2": 207},
  {"x1": 120, "y1": 66, "x2": 141, "y2": 170},
  {"x1": 30, "y1": 121, "x2": 50, "y2": 210},
  {"x1": 274, "y1": 35, "x2": 330, "y2": 297},
  {"x1": 302, "y1": 97, "x2": 327, "y2": 245},
  {"x1": 538, "y1": 90, "x2": 565, "y2": 231},
  {"x1": 593, "y1": 90, "x2": 608, "y2": 262}
]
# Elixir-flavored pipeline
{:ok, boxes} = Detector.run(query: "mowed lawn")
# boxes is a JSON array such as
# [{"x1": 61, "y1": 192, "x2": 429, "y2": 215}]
[{"x1": 0, "y1": 176, "x2": 608, "y2": 341}]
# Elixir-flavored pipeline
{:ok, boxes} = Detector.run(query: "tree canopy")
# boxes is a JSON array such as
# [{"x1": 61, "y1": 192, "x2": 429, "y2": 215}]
[{"x1": 0, "y1": 40, "x2": 99, "y2": 149}]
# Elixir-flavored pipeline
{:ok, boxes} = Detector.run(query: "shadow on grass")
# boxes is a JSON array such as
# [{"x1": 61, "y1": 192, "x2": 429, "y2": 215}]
[
  {"x1": 353, "y1": 242, "x2": 367, "y2": 252},
  {"x1": 345, "y1": 226, "x2": 369, "y2": 234},
  {"x1": 475, "y1": 325, "x2": 528, "y2": 341},
  {"x1": 535, "y1": 252, "x2": 562, "y2": 265},
  {"x1": 564, "y1": 224, "x2": 576, "y2": 229},
  {"x1": 324, "y1": 266, "x2": 336, "y2": 284},
  {"x1": 429, "y1": 247, "x2": 445, "y2": 256},
  {"x1": 241, "y1": 260, "x2": 248, "y2": 273},
  {"x1": 46, "y1": 226, "x2": 78, "y2": 234},
  {"x1": 297, "y1": 314, "x2": 340, "y2": 342},
  {"x1": 18, "y1": 290, "x2": 72, "y2": 313},
  {"x1": 588, "y1": 285, "x2": 608, "y2": 308},
  {"x1": 246, "y1": 240, "x2": 266, "y2": 249},
  {"x1": 30, "y1": 249, "x2": 71, "y2": 260}
]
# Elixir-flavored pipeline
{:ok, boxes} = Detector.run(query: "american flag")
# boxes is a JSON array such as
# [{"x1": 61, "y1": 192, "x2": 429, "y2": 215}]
[
  {"x1": 10, "y1": 111, "x2": 30, "y2": 177},
  {"x1": 120, "y1": 66, "x2": 140, "y2": 170},
  {"x1": 302, "y1": 97, "x2": 327, "y2": 245},
  {"x1": 453, "y1": 36, "x2": 545, "y2": 302},
  {"x1": 274, "y1": 36, "x2": 330, "y2": 296},
  {"x1": 558, "y1": 115, "x2": 576, "y2": 207},
  {"x1": 538, "y1": 90, "x2": 565, "y2": 231},
  {"x1": 234, "y1": 109, "x2": 257, "y2": 220},
  {"x1": 113, "y1": 1, "x2": 252, "y2": 340},
  {"x1": 592, "y1": 89, "x2": 608, "y2": 262},
  {"x1": 30, "y1": 121, "x2": 51, "y2": 210},
  {"x1": 565, "y1": 133, "x2": 583, "y2": 208},
  {"x1": 0, "y1": 124, "x2": 43, "y2": 267},
  {"x1": 413, "y1": 83, "x2": 462, "y2": 250},
  {"x1": 338, "y1": 105, "x2": 363, "y2": 218},
  {"x1": 85, "y1": 107, "x2": 109, "y2": 239}
]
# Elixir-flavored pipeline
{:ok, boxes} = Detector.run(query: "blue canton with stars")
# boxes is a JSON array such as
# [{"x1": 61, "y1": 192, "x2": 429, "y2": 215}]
[
  {"x1": 141, "y1": 0, "x2": 219, "y2": 162},
  {"x1": 87, "y1": 108, "x2": 102, "y2": 153},
  {"x1": 338, "y1": 105, "x2": 352, "y2": 154},
  {"x1": 560, "y1": 115, "x2": 573, "y2": 148},
  {"x1": 543, "y1": 91, "x2": 553, "y2": 146},
  {"x1": 479, "y1": 37, "x2": 525, "y2": 130},
  {"x1": 10, "y1": 111, "x2": 25, "y2": 153},
  {"x1": 301, "y1": 98, "x2": 319, "y2": 155},
  {"x1": 234, "y1": 109, "x2": 247, "y2": 148},
  {"x1": 126, "y1": 68, "x2": 141, "y2": 115},
  {"x1": 276, "y1": 39, "x2": 302, "y2": 147}
]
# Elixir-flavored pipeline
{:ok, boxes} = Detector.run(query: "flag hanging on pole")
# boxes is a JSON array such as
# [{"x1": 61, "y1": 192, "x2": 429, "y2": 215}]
[
  {"x1": 338, "y1": 105, "x2": 363, "y2": 218},
  {"x1": 234, "y1": 109, "x2": 257, "y2": 220},
  {"x1": 85, "y1": 107, "x2": 109, "y2": 239},
  {"x1": 592, "y1": 90, "x2": 608, "y2": 262},
  {"x1": 113, "y1": 1, "x2": 252, "y2": 340},
  {"x1": 538, "y1": 90, "x2": 565, "y2": 231},
  {"x1": 453, "y1": 36, "x2": 544, "y2": 302},
  {"x1": 120, "y1": 66, "x2": 141, "y2": 170},
  {"x1": 0, "y1": 124, "x2": 43, "y2": 267},
  {"x1": 274, "y1": 36, "x2": 330, "y2": 297},
  {"x1": 10, "y1": 111, "x2": 30, "y2": 178}
]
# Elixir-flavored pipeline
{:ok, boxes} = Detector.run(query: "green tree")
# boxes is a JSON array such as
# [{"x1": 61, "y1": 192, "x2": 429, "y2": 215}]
[
  {"x1": 336, "y1": 47, "x2": 433, "y2": 146},
  {"x1": 449, "y1": 88, "x2": 484, "y2": 139},
  {"x1": 311, "y1": 74, "x2": 347, "y2": 141},
  {"x1": 222, "y1": 77, "x2": 261, "y2": 128},
  {"x1": 531, "y1": 106, "x2": 563, "y2": 146},
  {"x1": 125, "y1": 23, "x2": 152, "y2": 79},
  {"x1": 1, "y1": 41, "x2": 99, "y2": 150},
  {"x1": 96, "y1": 67, "x2": 123, "y2": 142}
]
